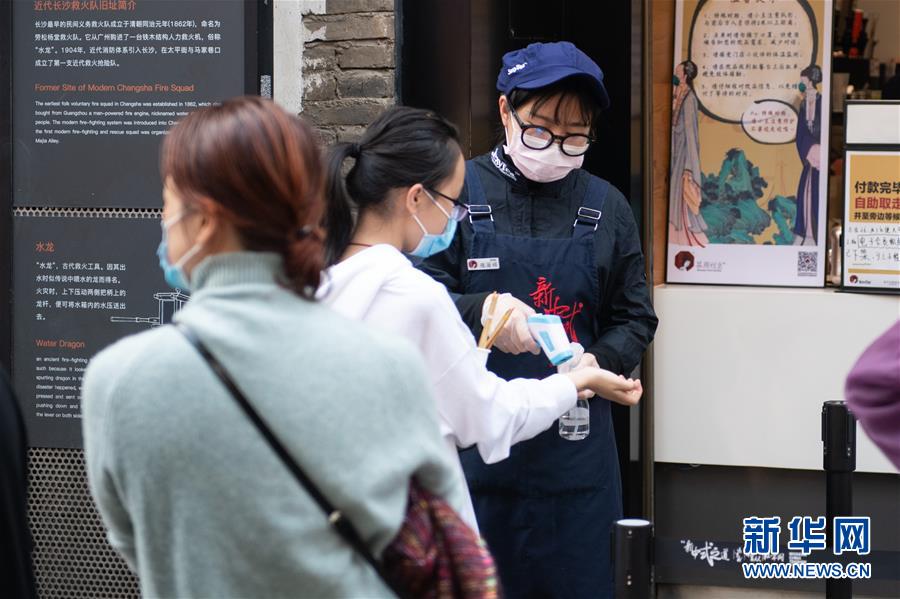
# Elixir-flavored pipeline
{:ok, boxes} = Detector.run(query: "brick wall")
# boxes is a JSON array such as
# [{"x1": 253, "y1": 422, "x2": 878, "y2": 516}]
[{"x1": 300, "y1": 0, "x2": 396, "y2": 145}]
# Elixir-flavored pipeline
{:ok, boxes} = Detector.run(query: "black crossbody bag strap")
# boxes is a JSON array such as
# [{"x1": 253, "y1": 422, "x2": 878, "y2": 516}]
[{"x1": 173, "y1": 322, "x2": 404, "y2": 599}]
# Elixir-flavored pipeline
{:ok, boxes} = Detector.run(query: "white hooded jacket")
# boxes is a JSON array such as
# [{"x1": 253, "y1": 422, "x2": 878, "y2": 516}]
[{"x1": 318, "y1": 245, "x2": 577, "y2": 527}]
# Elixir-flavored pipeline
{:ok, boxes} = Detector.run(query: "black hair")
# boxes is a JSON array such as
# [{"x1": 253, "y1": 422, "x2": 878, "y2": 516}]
[
  {"x1": 507, "y1": 75, "x2": 603, "y2": 134},
  {"x1": 801, "y1": 64, "x2": 823, "y2": 85},
  {"x1": 324, "y1": 106, "x2": 462, "y2": 265},
  {"x1": 680, "y1": 60, "x2": 698, "y2": 83}
]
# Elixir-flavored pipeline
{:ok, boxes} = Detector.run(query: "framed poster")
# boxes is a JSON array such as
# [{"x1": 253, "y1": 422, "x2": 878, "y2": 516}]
[
  {"x1": 841, "y1": 100, "x2": 900, "y2": 294},
  {"x1": 667, "y1": 0, "x2": 832, "y2": 286},
  {"x1": 842, "y1": 150, "x2": 900, "y2": 292}
]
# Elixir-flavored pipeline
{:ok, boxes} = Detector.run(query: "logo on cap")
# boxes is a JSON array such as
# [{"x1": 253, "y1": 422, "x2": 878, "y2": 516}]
[{"x1": 506, "y1": 62, "x2": 527, "y2": 76}]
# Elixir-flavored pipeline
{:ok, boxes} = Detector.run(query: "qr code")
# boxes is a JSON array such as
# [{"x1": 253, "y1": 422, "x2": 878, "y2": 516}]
[{"x1": 797, "y1": 251, "x2": 817, "y2": 276}]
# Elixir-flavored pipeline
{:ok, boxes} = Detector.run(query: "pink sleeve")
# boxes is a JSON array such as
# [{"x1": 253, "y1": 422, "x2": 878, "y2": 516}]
[{"x1": 844, "y1": 320, "x2": 900, "y2": 471}]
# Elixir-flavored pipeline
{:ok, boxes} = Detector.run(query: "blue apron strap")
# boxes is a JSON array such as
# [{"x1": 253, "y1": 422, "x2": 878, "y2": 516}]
[
  {"x1": 572, "y1": 176, "x2": 610, "y2": 239},
  {"x1": 465, "y1": 161, "x2": 495, "y2": 234}
]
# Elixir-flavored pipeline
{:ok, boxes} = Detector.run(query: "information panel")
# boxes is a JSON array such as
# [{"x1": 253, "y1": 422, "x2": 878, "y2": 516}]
[
  {"x1": 842, "y1": 101, "x2": 900, "y2": 295},
  {"x1": 12, "y1": 0, "x2": 252, "y2": 208},
  {"x1": 842, "y1": 151, "x2": 900, "y2": 291},
  {"x1": 12, "y1": 214, "x2": 181, "y2": 447}
]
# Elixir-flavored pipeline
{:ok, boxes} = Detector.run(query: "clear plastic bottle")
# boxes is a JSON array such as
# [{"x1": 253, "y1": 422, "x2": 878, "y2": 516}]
[
  {"x1": 557, "y1": 343, "x2": 589, "y2": 441},
  {"x1": 559, "y1": 399, "x2": 590, "y2": 441}
]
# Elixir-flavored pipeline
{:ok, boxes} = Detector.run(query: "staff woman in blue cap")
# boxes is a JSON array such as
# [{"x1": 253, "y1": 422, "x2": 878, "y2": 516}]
[{"x1": 421, "y1": 41, "x2": 658, "y2": 597}]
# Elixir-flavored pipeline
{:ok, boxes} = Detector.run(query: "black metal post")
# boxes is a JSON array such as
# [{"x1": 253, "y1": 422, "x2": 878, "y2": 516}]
[
  {"x1": 822, "y1": 400, "x2": 856, "y2": 599},
  {"x1": 613, "y1": 519, "x2": 653, "y2": 599}
]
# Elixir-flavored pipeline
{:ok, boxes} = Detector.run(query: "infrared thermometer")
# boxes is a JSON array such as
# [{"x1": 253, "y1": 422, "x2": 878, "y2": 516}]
[{"x1": 526, "y1": 314, "x2": 574, "y2": 366}]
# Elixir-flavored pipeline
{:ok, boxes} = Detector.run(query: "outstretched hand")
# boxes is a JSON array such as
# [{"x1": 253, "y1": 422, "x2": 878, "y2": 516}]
[{"x1": 569, "y1": 367, "x2": 643, "y2": 406}]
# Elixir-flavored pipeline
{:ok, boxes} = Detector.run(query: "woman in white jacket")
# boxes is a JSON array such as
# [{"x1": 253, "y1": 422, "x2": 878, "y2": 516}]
[{"x1": 318, "y1": 106, "x2": 641, "y2": 528}]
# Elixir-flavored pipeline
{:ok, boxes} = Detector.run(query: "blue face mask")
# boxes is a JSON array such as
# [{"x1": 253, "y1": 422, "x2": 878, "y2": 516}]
[
  {"x1": 672, "y1": 75, "x2": 681, "y2": 87},
  {"x1": 156, "y1": 212, "x2": 202, "y2": 291},
  {"x1": 410, "y1": 190, "x2": 458, "y2": 258},
  {"x1": 798, "y1": 82, "x2": 807, "y2": 93}
]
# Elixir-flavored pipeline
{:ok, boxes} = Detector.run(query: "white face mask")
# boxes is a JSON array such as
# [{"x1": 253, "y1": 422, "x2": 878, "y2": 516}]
[{"x1": 503, "y1": 109, "x2": 584, "y2": 183}]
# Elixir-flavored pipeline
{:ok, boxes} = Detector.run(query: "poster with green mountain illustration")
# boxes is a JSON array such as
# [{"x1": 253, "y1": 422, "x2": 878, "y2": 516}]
[
  {"x1": 668, "y1": 0, "x2": 830, "y2": 287},
  {"x1": 700, "y1": 149, "x2": 797, "y2": 246}
]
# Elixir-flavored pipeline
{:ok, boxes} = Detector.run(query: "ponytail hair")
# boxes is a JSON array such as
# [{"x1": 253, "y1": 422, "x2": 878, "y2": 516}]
[
  {"x1": 324, "y1": 142, "x2": 362, "y2": 267},
  {"x1": 161, "y1": 96, "x2": 325, "y2": 299},
  {"x1": 323, "y1": 106, "x2": 461, "y2": 265}
]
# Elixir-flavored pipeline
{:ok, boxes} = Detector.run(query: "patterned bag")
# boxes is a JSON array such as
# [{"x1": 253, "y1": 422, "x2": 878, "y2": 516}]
[
  {"x1": 176, "y1": 323, "x2": 500, "y2": 599},
  {"x1": 384, "y1": 482, "x2": 500, "y2": 598}
]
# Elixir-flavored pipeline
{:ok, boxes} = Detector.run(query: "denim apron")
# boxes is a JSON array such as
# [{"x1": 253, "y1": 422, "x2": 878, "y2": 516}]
[{"x1": 459, "y1": 161, "x2": 622, "y2": 598}]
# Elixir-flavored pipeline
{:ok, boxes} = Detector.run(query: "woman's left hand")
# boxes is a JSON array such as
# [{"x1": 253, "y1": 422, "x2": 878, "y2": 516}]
[{"x1": 569, "y1": 368, "x2": 643, "y2": 406}]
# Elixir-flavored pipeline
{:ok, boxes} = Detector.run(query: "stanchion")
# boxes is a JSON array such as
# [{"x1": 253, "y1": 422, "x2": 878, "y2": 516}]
[
  {"x1": 613, "y1": 519, "x2": 652, "y2": 599},
  {"x1": 822, "y1": 400, "x2": 856, "y2": 599}
]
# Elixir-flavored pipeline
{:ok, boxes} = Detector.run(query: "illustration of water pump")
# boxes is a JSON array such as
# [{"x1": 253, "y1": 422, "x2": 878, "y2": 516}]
[{"x1": 110, "y1": 290, "x2": 189, "y2": 328}]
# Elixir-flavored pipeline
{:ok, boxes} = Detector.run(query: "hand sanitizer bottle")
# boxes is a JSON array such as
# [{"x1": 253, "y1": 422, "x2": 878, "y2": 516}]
[{"x1": 557, "y1": 343, "x2": 589, "y2": 441}]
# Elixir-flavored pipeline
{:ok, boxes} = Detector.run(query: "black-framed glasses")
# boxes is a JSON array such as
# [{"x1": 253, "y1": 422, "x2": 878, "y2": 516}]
[
  {"x1": 508, "y1": 104, "x2": 594, "y2": 157},
  {"x1": 426, "y1": 188, "x2": 469, "y2": 222}
]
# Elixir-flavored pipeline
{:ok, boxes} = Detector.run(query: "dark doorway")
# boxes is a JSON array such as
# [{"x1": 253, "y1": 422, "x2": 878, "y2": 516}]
[{"x1": 398, "y1": 0, "x2": 646, "y2": 519}]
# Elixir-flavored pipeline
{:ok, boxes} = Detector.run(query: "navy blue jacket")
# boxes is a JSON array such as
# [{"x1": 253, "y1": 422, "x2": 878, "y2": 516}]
[{"x1": 421, "y1": 146, "x2": 657, "y2": 375}]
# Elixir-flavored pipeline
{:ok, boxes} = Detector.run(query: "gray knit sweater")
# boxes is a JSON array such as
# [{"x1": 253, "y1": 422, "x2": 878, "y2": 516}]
[{"x1": 82, "y1": 251, "x2": 466, "y2": 599}]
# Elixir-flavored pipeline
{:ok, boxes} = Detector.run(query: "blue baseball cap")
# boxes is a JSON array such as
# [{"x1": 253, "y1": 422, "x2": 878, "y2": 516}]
[{"x1": 497, "y1": 41, "x2": 610, "y2": 110}]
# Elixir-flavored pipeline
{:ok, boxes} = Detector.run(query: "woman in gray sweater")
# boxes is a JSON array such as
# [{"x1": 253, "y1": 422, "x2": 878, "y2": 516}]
[{"x1": 81, "y1": 96, "x2": 467, "y2": 598}]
